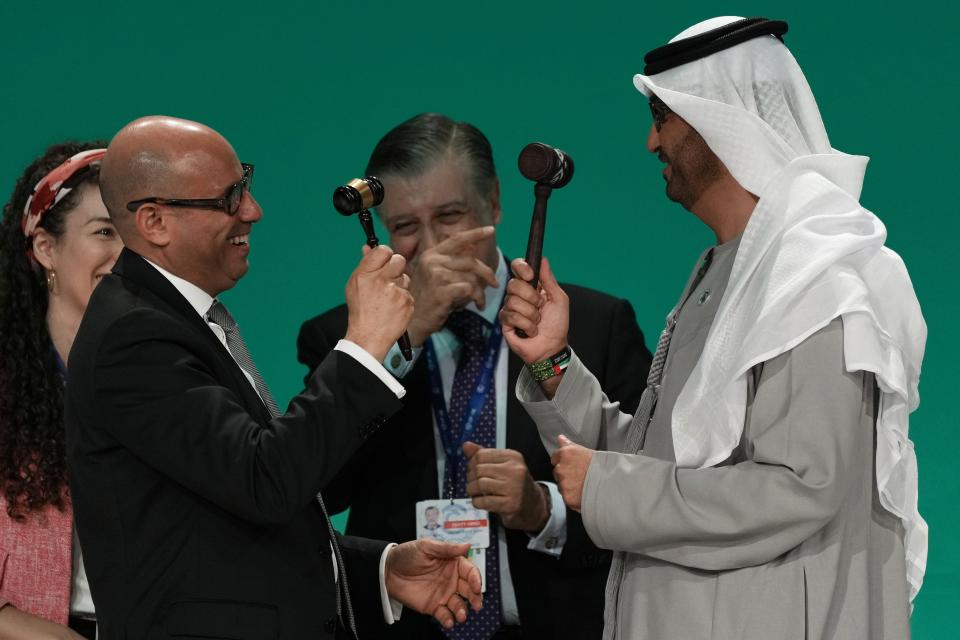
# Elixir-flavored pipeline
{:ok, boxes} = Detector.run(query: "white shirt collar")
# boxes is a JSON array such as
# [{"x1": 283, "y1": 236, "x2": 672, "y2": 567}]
[{"x1": 141, "y1": 257, "x2": 216, "y2": 319}]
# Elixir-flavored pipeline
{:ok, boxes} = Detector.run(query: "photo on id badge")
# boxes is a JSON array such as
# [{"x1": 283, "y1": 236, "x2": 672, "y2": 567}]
[{"x1": 416, "y1": 498, "x2": 491, "y2": 591}]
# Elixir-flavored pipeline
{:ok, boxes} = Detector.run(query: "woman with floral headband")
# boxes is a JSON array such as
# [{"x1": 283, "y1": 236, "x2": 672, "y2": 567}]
[{"x1": 0, "y1": 141, "x2": 122, "y2": 639}]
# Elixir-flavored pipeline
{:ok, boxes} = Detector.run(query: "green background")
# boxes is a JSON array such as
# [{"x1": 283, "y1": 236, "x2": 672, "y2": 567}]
[{"x1": 2, "y1": 1, "x2": 955, "y2": 634}]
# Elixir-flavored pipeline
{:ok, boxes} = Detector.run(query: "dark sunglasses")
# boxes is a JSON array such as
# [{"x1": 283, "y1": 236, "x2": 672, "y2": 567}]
[
  {"x1": 126, "y1": 163, "x2": 254, "y2": 216},
  {"x1": 649, "y1": 97, "x2": 672, "y2": 132}
]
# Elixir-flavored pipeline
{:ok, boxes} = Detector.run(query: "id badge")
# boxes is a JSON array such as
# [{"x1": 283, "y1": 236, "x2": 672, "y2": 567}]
[{"x1": 416, "y1": 498, "x2": 490, "y2": 591}]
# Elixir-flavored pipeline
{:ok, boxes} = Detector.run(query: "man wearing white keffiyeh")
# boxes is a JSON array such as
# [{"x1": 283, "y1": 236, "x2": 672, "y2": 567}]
[{"x1": 499, "y1": 16, "x2": 926, "y2": 640}]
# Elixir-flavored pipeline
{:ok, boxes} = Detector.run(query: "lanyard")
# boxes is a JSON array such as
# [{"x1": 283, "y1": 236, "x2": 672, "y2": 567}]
[{"x1": 424, "y1": 310, "x2": 503, "y2": 500}]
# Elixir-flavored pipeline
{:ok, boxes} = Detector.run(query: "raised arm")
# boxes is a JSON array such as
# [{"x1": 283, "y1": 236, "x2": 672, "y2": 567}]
[{"x1": 502, "y1": 257, "x2": 640, "y2": 452}]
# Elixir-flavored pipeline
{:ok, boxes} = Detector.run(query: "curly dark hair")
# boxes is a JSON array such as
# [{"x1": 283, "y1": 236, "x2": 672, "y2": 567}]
[{"x1": 0, "y1": 140, "x2": 107, "y2": 521}]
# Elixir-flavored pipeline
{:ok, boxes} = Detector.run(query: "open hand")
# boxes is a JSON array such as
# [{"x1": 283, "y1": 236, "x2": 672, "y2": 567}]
[
  {"x1": 0, "y1": 605, "x2": 86, "y2": 639},
  {"x1": 385, "y1": 538, "x2": 483, "y2": 630},
  {"x1": 463, "y1": 441, "x2": 550, "y2": 533},
  {"x1": 550, "y1": 434, "x2": 594, "y2": 512}
]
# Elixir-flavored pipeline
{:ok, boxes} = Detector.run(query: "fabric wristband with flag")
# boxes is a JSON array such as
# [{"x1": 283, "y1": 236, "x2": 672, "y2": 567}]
[{"x1": 526, "y1": 346, "x2": 572, "y2": 382}]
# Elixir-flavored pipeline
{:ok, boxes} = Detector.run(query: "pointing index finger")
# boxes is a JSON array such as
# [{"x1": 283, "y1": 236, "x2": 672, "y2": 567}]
[{"x1": 435, "y1": 226, "x2": 495, "y2": 254}]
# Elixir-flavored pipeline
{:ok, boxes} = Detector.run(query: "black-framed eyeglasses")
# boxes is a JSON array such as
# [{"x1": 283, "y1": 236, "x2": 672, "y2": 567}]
[
  {"x1": 126, "y1": 163, "x2": 255, "y2": 216},
  {"x1": 649, "y1": 97, "x2": 672, "y2": 132}
]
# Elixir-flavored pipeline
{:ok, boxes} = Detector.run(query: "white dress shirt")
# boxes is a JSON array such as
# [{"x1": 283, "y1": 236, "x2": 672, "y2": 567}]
[
  {"x1": 69, "y1": 527, "x2": 95, "y2": 617},
  {"x1": 383, "y1": 250, "x2": 568, "y2": 625}
]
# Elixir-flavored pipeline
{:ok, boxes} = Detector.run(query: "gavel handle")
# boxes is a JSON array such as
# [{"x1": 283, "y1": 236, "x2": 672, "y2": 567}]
[
  {"x1": 359, "y1": 211, "x2": 414, "y2": 361},
  {"x1": 516, "y1": 184, "x2": 552, "y2": 339},
  {"x1": 396, "y1": 333, "x2": 414, "y2": 361}
]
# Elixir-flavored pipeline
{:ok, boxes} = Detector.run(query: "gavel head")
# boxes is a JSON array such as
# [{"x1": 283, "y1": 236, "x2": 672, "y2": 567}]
[
  {"x1": 518, "y1": 143, "x2": 574, "y2": 188},
  {"x1": 333, "y1": 176, "x2": 385, "y2": 215}
]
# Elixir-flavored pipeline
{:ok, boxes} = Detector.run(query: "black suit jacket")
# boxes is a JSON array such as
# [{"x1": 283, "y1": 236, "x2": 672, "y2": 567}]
[
  {"x1": 297, "y1": 284, "x2": 651, "y2": 639},
  {"x1": 65, "y1": 249, "x2": 403, "y2": 640}
]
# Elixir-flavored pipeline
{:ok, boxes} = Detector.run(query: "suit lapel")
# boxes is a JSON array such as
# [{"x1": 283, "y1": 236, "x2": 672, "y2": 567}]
[
  {"x1": 113, "y1": 249, "x2": 273, "y2": 424},
  {"x1": 113, "y1": 249, "x2": 213, "y2": 338},
  {"x1": 402, "y1": 356, "x2": 444, "y2": 498}
]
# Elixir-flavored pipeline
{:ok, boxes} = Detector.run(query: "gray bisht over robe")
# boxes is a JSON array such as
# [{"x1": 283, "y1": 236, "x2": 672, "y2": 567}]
[{"x1": 517, "y1": 238, "x2": 911, "y2": 639}]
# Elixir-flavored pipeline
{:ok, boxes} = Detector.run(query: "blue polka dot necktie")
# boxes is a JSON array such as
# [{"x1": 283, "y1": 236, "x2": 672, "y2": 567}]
[{"x1": 442, "y1": 310, "x2": 501, "y2": 640}]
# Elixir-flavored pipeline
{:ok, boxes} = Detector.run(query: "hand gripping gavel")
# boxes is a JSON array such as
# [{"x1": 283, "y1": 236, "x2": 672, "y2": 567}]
[
  {"x1": 515, "y1": 143, "x2": 574, "y2": 337},
  {"x1": 333, "y1": 177, "x2": 413, "y2": 361}
]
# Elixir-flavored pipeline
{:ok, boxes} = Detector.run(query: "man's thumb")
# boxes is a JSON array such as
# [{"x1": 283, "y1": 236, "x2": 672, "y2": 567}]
[
  {"x1": 462, "y1": 441, "x2": 482, "y2": 459},
  {"x1": 540, "y1": 257, "x2": 563, "y2": 297},
  {"x1": 360, "y1": 244, "x2": 392, "y2": 270},
  {"x1": 421, "y1": 538, "x2": 471, "y2": 557}
]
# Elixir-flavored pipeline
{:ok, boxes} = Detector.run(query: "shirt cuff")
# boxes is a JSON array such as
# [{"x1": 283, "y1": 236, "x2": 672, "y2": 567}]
[
  {"x1": 383, "y1": 342, "x2": 424, "y2": 379},
  {"x1": 379, "y1": 543, "x2": 404, "y2": 623},
  {"x1": 526, "y1": 481, "x2": 567, "y2": 557},
  {"x1": 335, "y1": 340, "x2": 406, "y2": 399}
]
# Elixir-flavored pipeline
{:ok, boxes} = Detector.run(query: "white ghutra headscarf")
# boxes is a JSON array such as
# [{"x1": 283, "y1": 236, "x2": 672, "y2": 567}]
[{"x1": 634, "y1": 16, "x2": 927, "y2": 601}]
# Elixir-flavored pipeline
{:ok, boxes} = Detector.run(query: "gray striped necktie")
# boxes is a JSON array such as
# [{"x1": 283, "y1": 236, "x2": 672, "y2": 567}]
[
  {"x1": 206, "y1": 300, "x2": 358, "y2": 638},
  {"x1": 206, "y1": 300, "x2": 280, "y2": 417}
]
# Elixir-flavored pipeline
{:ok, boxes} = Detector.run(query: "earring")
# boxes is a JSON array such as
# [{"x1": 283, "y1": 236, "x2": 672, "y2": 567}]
[{"x1": 46, "y1": 270, "x2": 57, "y2": 293}]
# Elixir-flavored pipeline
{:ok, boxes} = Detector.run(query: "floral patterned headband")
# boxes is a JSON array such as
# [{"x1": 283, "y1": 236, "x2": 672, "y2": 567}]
[{"x1": 21, "y1": 148, "x2": 107, "y2": 239}]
